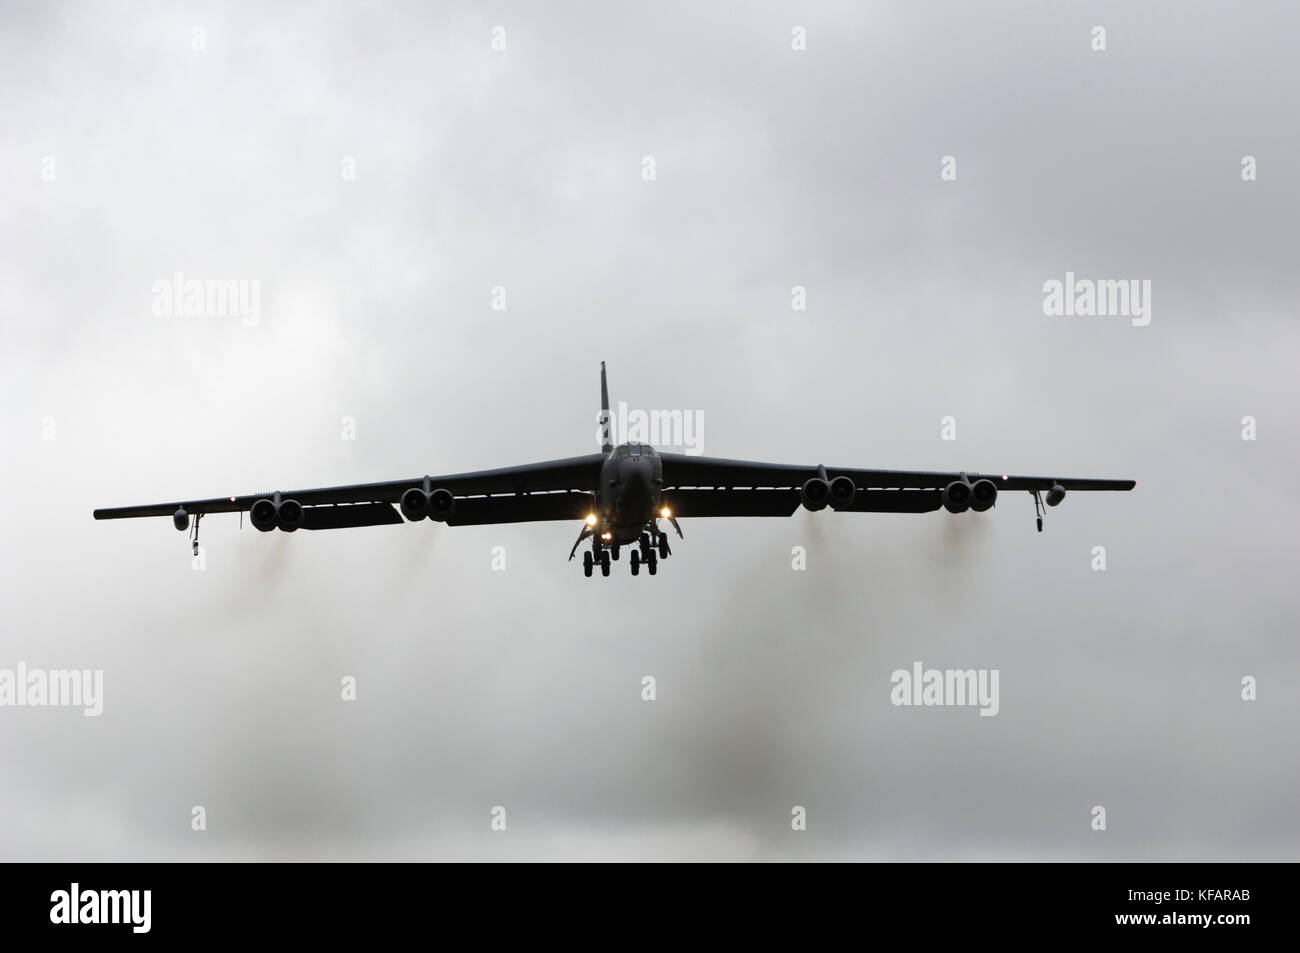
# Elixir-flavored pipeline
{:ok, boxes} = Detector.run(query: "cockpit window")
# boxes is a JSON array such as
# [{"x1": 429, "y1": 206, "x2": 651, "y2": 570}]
[
  {"x1": 629, "y1": 443, "x2": 641, "y2": 458},
  {"x1": 616, "y1": 445, "x2": 630, "y2": 458}
]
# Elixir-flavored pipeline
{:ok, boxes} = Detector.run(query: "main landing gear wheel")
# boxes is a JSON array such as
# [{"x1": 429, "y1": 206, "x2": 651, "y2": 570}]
[
  {"x1": 600, "y1": 550, "x2": 611, "y2": 576},
  {"x1": 583, "y1": 551, "x2": 593, "y2": 577},
  {"x1": 629, "y1": 549, "x2": 641, "y2": 576},
  {"x1": 647, "y1": 551, "x2": 658, "y2": 575},
  {"x1": 657, "y1": 532, "x2": 669, "y2": 559}
]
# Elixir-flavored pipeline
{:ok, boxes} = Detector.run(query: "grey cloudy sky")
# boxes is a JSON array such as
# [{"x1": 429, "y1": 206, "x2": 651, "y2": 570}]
[{"x1": 1, "y1": 0, "x2": 1296, "y2": 860}]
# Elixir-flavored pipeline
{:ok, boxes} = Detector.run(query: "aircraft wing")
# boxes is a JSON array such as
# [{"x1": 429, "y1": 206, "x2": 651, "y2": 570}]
[
  {"x1": 92, "y1": 455, "x2": 605, "y2": 529},
  {"x1": 657, "y1": 453, "x2": 1134, "y2": 517}
]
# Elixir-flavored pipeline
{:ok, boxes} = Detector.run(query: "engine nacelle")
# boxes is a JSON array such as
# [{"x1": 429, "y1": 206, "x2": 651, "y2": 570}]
[
  {"x1": 400, "y1": 487, "x2": 430, "y2": 521},
  {"x1": 277, "y1": 499, "x2": 304, "y2": 532},
  {"x1": 942, "y1": 479, "x2": 972, "y2": 514},
  {"x1": 800, "y1": 477, "x2": 830, "y2": 512},
  {"x1": 250, "y1": 498, "x2": 278, "y2": 532},
  {"x1": 250, "y1": 497, "x2": 304, "y2": 532},
  {"x1": 828, "y1": 475, "x2": 857, "y2": 510},
  {"x1": 428, "y1": 488, "x2": 455, "y2": 521},
  {"x1": 970, "y1": 479, "x2": 998, "y2": 512},
  {"x1": 1045, "y1": 483, "x2": 1066, "y2": 507},
  {"x1": 173, "y1": 507, "x2": 190, "y2": 532}
]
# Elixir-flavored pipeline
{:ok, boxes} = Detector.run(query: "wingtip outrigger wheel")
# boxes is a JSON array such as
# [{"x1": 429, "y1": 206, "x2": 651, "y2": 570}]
[
  {"x1": 190, "y1": 511, "x2": 203, "y2": 554},
  {"x1": 1032, "y1": 489, "x2": 1044, "y2": 533}
]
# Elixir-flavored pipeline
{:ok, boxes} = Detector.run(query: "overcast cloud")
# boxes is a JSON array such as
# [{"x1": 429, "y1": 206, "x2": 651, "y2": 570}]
[{"x1": 1, "y1": 0, "x2": 1296, "y2": 860}]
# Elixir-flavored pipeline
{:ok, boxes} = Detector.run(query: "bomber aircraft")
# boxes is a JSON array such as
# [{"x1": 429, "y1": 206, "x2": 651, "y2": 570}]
[{"x1": 94, "y1": 363, "x2": 1135, "y2": 576}]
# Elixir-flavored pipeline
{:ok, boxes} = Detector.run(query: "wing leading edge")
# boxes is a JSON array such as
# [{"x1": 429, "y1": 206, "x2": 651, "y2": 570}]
[
  {"x1": 92, "y1": 454, "x2": 605, "y2": 529},
  {"x1": 656, "y1": 453, "x2": 1132, "y2": 520},
  {"x1": 657, "y1": 453, "x2": 1134, "y2": 493}
]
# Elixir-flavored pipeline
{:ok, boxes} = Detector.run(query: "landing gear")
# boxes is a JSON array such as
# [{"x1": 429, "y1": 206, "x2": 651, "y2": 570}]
[
  {"x1": 1032, "y1": 489, "x2": 1045, "y2": 533},
  {"x1": 623, "y1": 527, "x2": 668, "y2": 575},
  {"x1": 578, "y1": 524, "x2": 673, "y2": 577},
  {"x1": 581, "y1": 545, "x2": 613, "y2": 578}
]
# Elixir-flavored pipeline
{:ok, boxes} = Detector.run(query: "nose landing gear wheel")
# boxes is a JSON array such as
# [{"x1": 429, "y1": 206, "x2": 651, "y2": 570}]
[
  {"x1": 583, "y1": 551, "x2": 593, "y2": 577},
  {"x1": 600, "y1": 550, "x2": 611, "y2": 576},
  {"x1": 629, "y1": 549, "x2": 640, "y2": 576}
]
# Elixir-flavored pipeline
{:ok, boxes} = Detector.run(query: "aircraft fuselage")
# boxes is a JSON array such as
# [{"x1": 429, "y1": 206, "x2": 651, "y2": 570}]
[{"x1": 597, "y1": 443, "x2": 663, "y2": 544}]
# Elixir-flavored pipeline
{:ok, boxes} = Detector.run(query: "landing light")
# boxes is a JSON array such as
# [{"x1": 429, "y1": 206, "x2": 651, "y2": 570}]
[
  {"x1": 586, "y1": 514, "x2": 597, "y2": 525},
  {"x1": 660, "y1": 507, "x2": 671, "y2": 518},
  {"x1": 600, "y1": 532, "x2": 612, "y2": 541}
]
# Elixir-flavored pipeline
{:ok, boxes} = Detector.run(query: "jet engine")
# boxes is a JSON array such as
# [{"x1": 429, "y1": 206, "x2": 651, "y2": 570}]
[
  {"x1": 428, "y1": 488, "x2": 455, "y2": 521},
  {"x1": 250, "y1": 498, "x2": 278, "y2": 532},
  {"x1": 828, "y1": 475, "x2": 857, "y2": 510},
  {"x1": 249, "y1": 497, "x2": 304, "y2": 532},
  {"x1": 1045, "y1": 483, "x2": 1066, "y2": 507},
  {"x1": 277, "y1": 499, "x2": 304, "y2": 532},
  {"x1": 800, "y1": 477, "x2": 830, "y2": 512},
  {"x1": 400, "y1": 487, "x2": 430, "y2": 521},
  {"x1": 970, "y1": 478, "x2": 998, "y2": 512},
  {"x1": 942, "y1": 479, "x2": 972, "y2": 514}
]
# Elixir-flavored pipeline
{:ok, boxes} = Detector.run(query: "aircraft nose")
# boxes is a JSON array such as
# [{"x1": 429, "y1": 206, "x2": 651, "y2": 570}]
[
  {"x1": 628, "y1": 462, "x2": 653, "y2": 488},
  {"x1": 617, "y1": 460, "x2": 655, "y2": 513}
]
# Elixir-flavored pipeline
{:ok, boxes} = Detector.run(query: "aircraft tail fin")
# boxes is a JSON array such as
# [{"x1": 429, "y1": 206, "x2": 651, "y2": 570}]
[{"x1": 600, "y1": 361, "x2": 613, "y2": 454}]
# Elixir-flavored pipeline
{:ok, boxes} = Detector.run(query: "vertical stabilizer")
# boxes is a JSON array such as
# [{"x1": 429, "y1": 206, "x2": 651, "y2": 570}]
[{"x1": 600, "y1": 361, "x2": 613, "y2": 453}]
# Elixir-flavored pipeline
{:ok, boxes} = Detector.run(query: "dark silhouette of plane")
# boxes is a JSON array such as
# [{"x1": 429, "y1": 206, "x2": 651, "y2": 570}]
[{"x1": 94, "y1": 363, "x2": 1135, "y2": 576}]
